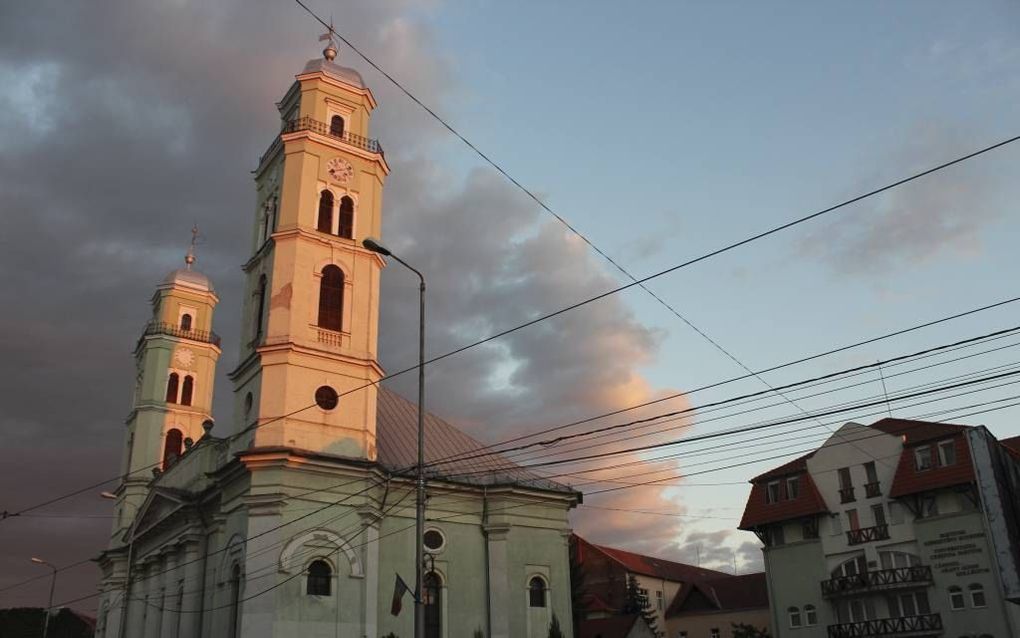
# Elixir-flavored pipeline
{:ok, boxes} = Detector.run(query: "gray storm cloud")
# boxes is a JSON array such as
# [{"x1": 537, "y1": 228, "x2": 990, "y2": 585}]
[{"x1": 0, "y1": 0, "x2": 707, "y2": 610}]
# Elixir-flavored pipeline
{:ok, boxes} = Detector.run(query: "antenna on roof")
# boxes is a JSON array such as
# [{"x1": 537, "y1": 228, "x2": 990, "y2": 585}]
[{"x1": 877, "y1": 359, "x2": 892, "y2": 417}]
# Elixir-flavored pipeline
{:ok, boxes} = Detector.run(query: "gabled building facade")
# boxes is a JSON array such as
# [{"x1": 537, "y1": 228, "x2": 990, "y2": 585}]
[
  {"x1": 664, "y1": 572, "x2": 770, "y2": 638},
  {"x1": 739, "y1": 418, "x2": 1020, "y2": 638}
]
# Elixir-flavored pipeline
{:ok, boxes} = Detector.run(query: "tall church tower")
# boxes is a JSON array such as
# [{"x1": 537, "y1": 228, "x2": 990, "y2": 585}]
[
  {"x1": 230, "y1": 39, "x2": 389, "y2": 460},
  {"x1": 113, "y1": 237, "x2": 220, "y2": 537}
]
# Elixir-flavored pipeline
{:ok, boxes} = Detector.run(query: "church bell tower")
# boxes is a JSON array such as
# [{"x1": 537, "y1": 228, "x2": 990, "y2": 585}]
[
  {"x1": 230, "y1": 37, "x2": 389, "y2": 460},
  {"x1": 113, "y1": 234, "x2": 221, "y2": 537}
]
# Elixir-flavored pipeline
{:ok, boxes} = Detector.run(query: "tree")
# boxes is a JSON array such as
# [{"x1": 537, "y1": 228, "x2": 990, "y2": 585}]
[
  {"x1": 548, "y1": 613, "x2": 566, "y2": 638},
  {"x1": 622, "y1": 575, "x2": 660, "y2": 637},
  {"x1": 732, "y1": 622, "x2": 771, "y2": 638}
]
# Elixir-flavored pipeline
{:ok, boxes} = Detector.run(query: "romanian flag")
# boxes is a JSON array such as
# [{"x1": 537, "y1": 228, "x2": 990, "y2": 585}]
[{"x1": 391, "y1": 573, "x2": 412, "y2": 616}]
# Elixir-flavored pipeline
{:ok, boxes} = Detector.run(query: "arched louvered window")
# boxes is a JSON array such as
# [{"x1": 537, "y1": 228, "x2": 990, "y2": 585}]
[
  {"x1": 338, "y1": 196, "x2": 354, "y2": 239},
  {"x1": 163, "y1": 428, "x2": 183, "y2": 468},
  {"x1": 330, "y1": 115, "x2": 345, "y2": 137},
  {"x1": 424, "y1": 571, "x2": 442, "y2": 638},
  {"x1": 254, "y1": 275, "x2": 267, "y2": 340},
  {"x1": 317, "y1": 190, "x2": 334, "y2": 233},
  {"x1": 306, "y1": 560, "x2": 332, "y2": 596},
  {"x1": 528, "y1": 576, "x2": 547, "y2": 608},
  {"x1": 180, "y1": 313, "x2": 192, "y2": 331},
  {"x1": 317, "y1": 266, "x2": 344, "y2": 332},
  {"x1": 229, "y1": 564, "x2": 242, "y2": 638},
  {"x1": 165, "y1": 373, "x2": 180, "y2": 403},
  {"x1": 180, "y1": 375, "x2": 194, "y2": 406}
]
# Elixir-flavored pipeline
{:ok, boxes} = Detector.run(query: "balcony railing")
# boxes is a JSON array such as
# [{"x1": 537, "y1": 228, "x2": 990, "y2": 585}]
[
  {"x1": 846, "y1": 523, "x2": 890, "y2": 545},
  {"x1": 827, "y1": 613, "x2": 942, "y2": 638},
  {"x1": 258, "y1": 116, "x2": 385, "y2": 168},
  {"x1": 141, "y1": 321, "x2": 221, "y2": 347},
  {"x1": 821, "y1": 565, "x2": 933, "y2": 598},
  {"x1": 839, "y1": 486, "x2": 856, "y2": 503},
  {"x1": 865, "y1": 481, "x2": 882, "y2": 498}
]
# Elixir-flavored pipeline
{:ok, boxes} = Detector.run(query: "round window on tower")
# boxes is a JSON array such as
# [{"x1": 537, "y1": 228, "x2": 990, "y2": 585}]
[
  {"x1": 423, "y1": 528, "x2": 445, "y2": 553},
  {"x1": 315, "y1": 385, "x2": 339, "y2": 411}
]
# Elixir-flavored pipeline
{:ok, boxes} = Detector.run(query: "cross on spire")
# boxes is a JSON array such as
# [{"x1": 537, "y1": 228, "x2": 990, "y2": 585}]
[
  {"x1": 318, "y1": 19, "x2": 338, "y2": 61},
  {"x1": 185, "y1": 225, "x2": 199, "y2": 269}
]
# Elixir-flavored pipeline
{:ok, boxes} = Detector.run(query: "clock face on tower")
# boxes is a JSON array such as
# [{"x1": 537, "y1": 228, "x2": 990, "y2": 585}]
[
  {"x1": 326, "y1": 157, "x2": 354, "y2": 184},
  {"x1": 174, "y1": 348, "x2": 195, "y2": 368}
]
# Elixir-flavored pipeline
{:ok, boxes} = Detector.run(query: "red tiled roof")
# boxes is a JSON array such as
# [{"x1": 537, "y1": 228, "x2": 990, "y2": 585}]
[
  {"x1": 739, "y1": 465, "x2": 828, "y2": 529},
  {"x1": 1001, "y1": 435, "x2": 1020, "y2": 461},
  {"x1": 585, "y1": 540, "x2": 730, "y2": 583},
  {"x1": 578, "y1": 615, "x2": 643, "y2": 638},
  {"x1": 666, "y1": 572, "x2": 768, "y2": 618},
  {"x1": 888, "y1": 431, "x2": 976, "y2": 498},
  {"x1": 869, "y1": 417, "x2": 968, "y2": 444}
]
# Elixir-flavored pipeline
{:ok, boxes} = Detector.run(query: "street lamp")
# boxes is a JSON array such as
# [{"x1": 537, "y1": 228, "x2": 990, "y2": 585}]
[
  {"x1": 30, "y1": 557, "x2": 57, "y2": 638},
  {"x1": 362, "y1": 237, "x2": 427, "y2": 638}
]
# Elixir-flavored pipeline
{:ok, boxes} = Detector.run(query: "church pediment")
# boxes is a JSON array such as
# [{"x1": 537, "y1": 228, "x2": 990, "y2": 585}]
[{"x1": 128, "y1": 487, "x2": 192, "y2": 541}]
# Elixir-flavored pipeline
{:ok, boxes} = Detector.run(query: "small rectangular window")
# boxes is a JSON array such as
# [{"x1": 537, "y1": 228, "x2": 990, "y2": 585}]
[
  {"x1": 710, "y1": 629, "x2": 720, "y2": 638},
  {"x1": 656, "y1": 590, "x2": 663, "y2": 610},
  {"x1": 937, "y1": 439, "x2": 957, "y2": 466},
  {"x1": 786, "y1": 476, "x2": 800, "y2": 499},
  {"x1": 838, "y1": 467, "x2": 852, "y2": 489},
  {"x1": 948, "y1": 587, "x2": 965, "y2": 610},
  {"x1": 771, "y1": 525, "x2": 785, "y2": 546},
  {"x1": 766, "y1": 480, "x2": 780, "y2": 504},
  {"x1": 915, "y1": 446, "x2": 933, "y2": 471},
  {"x1": 872, "y1": 504, "x2": 887, "y2": 527},
  {"x1": 864, "y1": 461, "x2": 878, "y2": 484},
  {"x1": 846, "y1": 509, "x2": 860, "y2": 531}
]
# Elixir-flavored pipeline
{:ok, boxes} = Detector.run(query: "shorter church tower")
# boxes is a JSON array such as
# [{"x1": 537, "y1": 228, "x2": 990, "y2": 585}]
[{"x1": 111, "y1": 234, "x2": 220, "y2": 537}]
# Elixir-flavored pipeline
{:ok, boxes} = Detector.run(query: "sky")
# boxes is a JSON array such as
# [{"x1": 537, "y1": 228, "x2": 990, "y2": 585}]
[{"x1": 1, "y1": 0, "x2": 1019, "y2": 613}]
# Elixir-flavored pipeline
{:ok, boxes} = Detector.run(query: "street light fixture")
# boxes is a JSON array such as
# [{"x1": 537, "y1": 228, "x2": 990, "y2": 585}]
[
  {"x1": 362, "y1": 236, "x2": 426, "y2": 638},
  {"x1": 31, "y1": 557, "x2": 57, "y2": 638}
]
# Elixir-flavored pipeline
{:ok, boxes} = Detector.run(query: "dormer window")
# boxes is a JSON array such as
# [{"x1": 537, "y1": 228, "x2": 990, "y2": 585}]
[
  {"x1": 937, "y1": 439, "x2": 956, "y2": 466},
  {"x1": 915, "y1": 446, "x2": 933, "y2": 471},
  {"x1": 329, "y1": 115, "x2": 345, "y2": 138},
  {"x1": 766, "y1": 480, "x2": 780, "y2": 504},
  {"x1": 786, "y1": 476, "x2": 800, "y2": 499}
]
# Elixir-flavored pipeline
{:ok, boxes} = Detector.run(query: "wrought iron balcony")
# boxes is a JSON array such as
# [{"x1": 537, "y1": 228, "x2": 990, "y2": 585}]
[
  {"x1": 141, "y1": 321, "x2": 221, "y2": 347},
  {"x1": 846, "y1": 524, "x2": 890, "y2": 545},
  {"x1": 821, "y1": 565, "x2": 933, "y2": 598},
  {"x1": 839, "y1": 486, "x2": 856, "y2": 503},
  {"x1": 258, "y1": 117, "x2": 384, "y2": 168},
  {"x1": 865, "y1": 481, "x2": 882, "y2": 498},
  {"x1": 827, "y1": 613, "x2": 942, "y2": 638}
]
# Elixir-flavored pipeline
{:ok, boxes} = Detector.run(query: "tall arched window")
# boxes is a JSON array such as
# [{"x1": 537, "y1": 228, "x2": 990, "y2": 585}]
[
  {"x1": 254, "y1": 275, "x2": 267, "y2": 340},
  {"x1": 424, "y1": 572, "x2": 442, "y2": 638},
  {"x1": 165, "y1": 373, "x2": 180, "y2": 403},
  {"x1": 163, "y1": 429, "x2": 183, "y2": 468},
  {"x1": 317, "y1": 190, "x2": 334, "y2": 233},
  {"x1": 180, "y1": 313, "x2": 192, "y2": 331},
  {"x1": 338, "y1": 196, "x2": 354, "y2": 239},
  {"x1": 330, "y1": 115, "x2": 345, "y2": 137},
  {"x1": 229, "y1": 564, "x2": 242, "y2": 638},
  {"x1": 180, "y1": 375, "x2": 194, "y2": 406},
  {"x1": 306, "y1": 560, "x2": 332, "y2": 596},
  {"x1": 528, "y1": 576, "x2": 547, "y2": 608},
  {"x1": 317, "y1": 266, "x2": 344, "y2": 332}
]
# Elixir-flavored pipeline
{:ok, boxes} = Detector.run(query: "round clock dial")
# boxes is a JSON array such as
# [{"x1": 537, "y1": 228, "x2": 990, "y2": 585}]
[
  {"x1": 326, "y1": 157, "x2": 354, "y2": 184},
  {"x1": 175, "y1": 348, "x2": 195, "y2": 367}
]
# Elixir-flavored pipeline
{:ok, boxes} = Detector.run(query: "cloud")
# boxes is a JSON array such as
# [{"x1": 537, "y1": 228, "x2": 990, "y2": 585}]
[
  {"x1": 0, "y1": 0, "x2": 693, "y2": 609},
  {"x1": 799, "y1": 124, "x2": 1001, "y2": 277}
]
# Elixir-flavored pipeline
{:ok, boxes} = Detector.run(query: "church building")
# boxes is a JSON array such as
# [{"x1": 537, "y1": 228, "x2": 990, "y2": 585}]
[{"x1": 95, "y1": 38, "x2": 580, "y2": 638}]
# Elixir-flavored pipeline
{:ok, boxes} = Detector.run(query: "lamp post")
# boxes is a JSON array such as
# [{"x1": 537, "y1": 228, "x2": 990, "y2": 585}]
[
  {"x1": 30, "y1": 557, "x2": 57, "y2": 638},
  {"x1": 362, "y1": 237, "x2": 426, "y2": 638}
]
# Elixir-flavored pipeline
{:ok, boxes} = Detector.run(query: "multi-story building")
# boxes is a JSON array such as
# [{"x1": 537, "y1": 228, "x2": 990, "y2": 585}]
[
  {"x1": 739, "y1": 418, "x2": 1020, "y2": 638},
  {"x1": 571, "y1": 534, "x2": 752, "y2": 636}
]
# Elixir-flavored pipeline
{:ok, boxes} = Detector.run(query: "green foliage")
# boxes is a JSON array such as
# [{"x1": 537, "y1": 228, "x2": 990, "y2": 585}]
[
  {"x1": 622, "y1": 575, "x2": 660, "y2": 636},
  {"x1": 473, "y1": 629, "x2": 485, "y2": 638},
  {"x1": 731, "y1": 622, "x2": 771, "y2": 638},
  {"x1": 547, "y1": 613, "x2": 566, "y2": 638}
]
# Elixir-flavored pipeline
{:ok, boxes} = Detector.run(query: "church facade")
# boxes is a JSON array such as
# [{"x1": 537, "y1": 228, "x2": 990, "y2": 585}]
[{"x1": 95, "y1": 43, "x2": 579, "y2": 638}]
